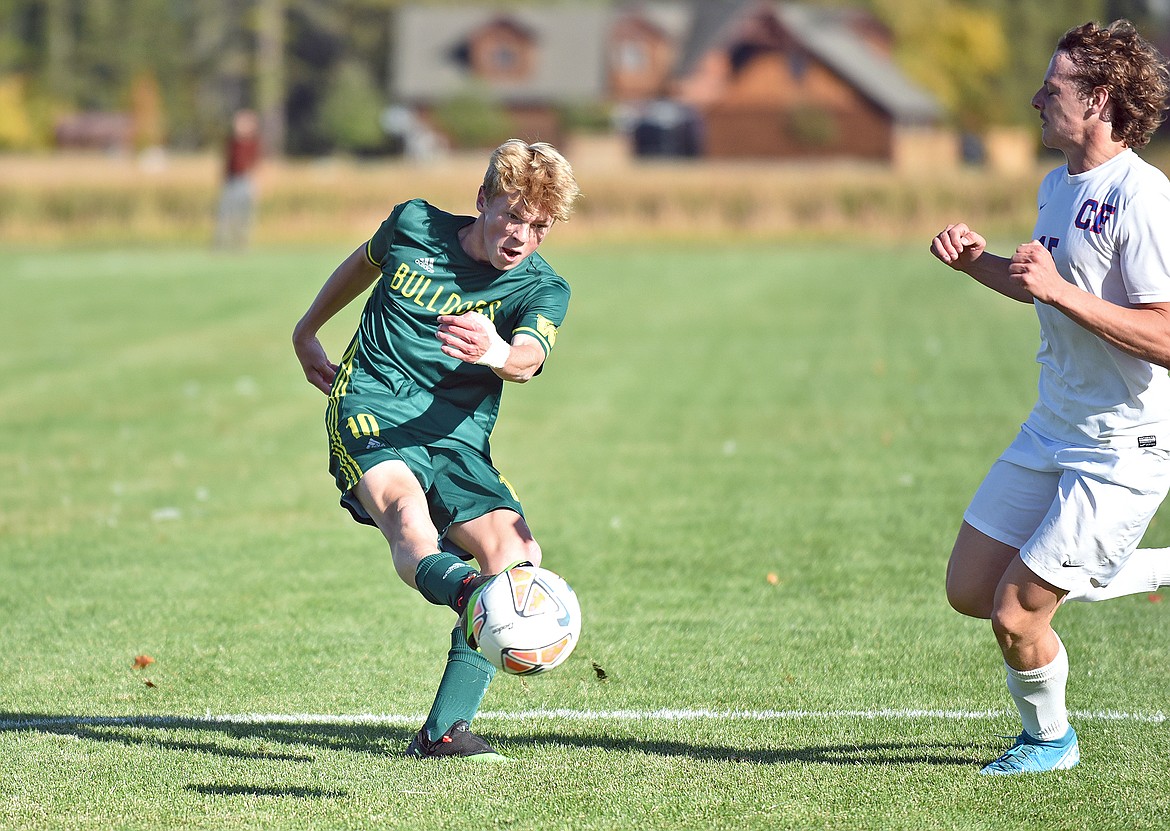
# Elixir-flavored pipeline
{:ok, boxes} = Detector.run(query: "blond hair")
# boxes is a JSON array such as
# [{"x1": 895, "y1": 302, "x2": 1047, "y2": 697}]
[{"x1": 482, "y1": 139, "x2": 580, "y2": 223}]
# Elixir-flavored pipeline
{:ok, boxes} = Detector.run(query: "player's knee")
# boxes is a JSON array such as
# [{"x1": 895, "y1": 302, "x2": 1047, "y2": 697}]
[
  {"x1": 476, "y1": 539, "x2": 541, "y2": 574},
  {"x1": 988, "y1": 603, "x2": 1033, "y2": 651},
  {"x1": 946, "y1": 579, "x2": 992, "y2": 619},
  {"x1": 521, "y1": 539, "x2": 542, "y2": 569},
  {"x1": 947, "y1": 593, "x2": 986, "y2": 619},
  {"x1": 500, "y1": 539, "x2": 542, "y2": 571}
]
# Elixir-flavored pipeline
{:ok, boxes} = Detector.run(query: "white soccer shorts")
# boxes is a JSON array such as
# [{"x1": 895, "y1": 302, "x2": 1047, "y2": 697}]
[{"x1": 964, "y1": 423, "x2": 1170, "y2": 592}]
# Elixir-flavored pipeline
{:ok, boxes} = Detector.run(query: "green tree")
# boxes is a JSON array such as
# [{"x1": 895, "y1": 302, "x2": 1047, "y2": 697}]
[
  {"x1": 987, "y1": 0, "x2": 1107, "y2": 127},
  {"x1": 433, "y1": 86, "x2": 517, "y2": 150},
  {"x1": 831, "y1": 0, "x2": 1115, "y2": 131},
  {"x1": 318, "y1": 58, "x2": 385, "y2": 153}
]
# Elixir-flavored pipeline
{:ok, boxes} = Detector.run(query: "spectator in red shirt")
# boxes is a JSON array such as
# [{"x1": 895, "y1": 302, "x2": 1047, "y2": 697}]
[{"x1": 214, "y1": 109, "x2": 261, "y2": 249}]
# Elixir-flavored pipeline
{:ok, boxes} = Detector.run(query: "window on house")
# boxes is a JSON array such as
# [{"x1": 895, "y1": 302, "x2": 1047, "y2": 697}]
[
  {"x1": 788, "y1": 50, "x2": 808, "y2": 82},
  {"x1": 491, "y1": 43, "x2": 518, "y2": 72},
  {"x1": 615, "y1": 39, "x2": 649, "y2": 73}
]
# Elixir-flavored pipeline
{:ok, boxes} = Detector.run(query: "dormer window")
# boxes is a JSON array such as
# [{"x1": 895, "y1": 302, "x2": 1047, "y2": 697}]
[
  {"x1": 491, "y1": 43, "x2": 518, "y2": 72},
  {"x1": 615, "y1": 39, "x2": 649, "y2": 73},
  {"x1": 466, "y1": 17, "x2": 534, "y2": 81}
]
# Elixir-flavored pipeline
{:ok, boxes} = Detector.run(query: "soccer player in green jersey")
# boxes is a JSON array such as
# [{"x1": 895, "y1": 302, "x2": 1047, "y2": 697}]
[{"x1": 292, "y1": 139, "x2": 580, "y2": 759}]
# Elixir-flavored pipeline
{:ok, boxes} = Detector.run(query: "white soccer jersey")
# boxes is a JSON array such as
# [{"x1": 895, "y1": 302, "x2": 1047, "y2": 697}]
[{"x1": 1026, "y1": 149, "x2": 1170, "y2": 447}]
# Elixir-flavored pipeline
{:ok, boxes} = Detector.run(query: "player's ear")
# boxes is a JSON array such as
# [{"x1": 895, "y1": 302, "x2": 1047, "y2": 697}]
[
  {"x1": 1088, "y1": 85, "x2": 1110, "y2": 119},
  {"x1": 475, "y1": 186, "x2": 487, "y2": 213}
]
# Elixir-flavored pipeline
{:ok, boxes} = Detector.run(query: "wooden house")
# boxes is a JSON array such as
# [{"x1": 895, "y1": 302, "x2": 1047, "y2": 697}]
[
  {"x1": 668, "y1": 1, "x2": 942, "y2": 160},
  {"x1": 390, "y1": 2, "x2": 944, "y2": 163}
]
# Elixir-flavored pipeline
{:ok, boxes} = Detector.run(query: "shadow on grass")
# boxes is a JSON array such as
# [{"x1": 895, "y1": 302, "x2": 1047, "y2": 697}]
[
  {"x1": 523, "y1": 729, "x2": 978, "y2": 766},
  {"x1": 0, "y1": 713, "x2": 412, "y2": 760},
  {"x1": 0, "y1": 712, "x2": 983, "y2": 770},
  {"x1": 188, "y1": 784, "x2": 348, "y2": 799}
]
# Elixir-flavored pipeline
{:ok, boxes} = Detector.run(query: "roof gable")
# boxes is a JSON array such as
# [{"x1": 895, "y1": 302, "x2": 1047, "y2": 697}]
[
  {"x1": 394, "y1": 6, "x2": 609, "y2": 103},
  {"x1": 392, "y1": 2, "x2": 939, "y2": 123},
  {"x1": 462, "y1": 17, "x2": 538, "y2": 82},
  {"x1": 674, "y1": 1, "x2": 938, "y2": 123},
  {"x1": 774, "y1": 4, "x2": 939, "y2": 123}
]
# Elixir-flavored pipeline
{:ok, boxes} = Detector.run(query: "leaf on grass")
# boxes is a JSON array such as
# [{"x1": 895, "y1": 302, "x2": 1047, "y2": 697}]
[
  {"x1": 592, "y1": 661, "x2": 609, "y2": 681},
  {"x1": 144, "y1": 679, "x2": 156, "y2": 688},
  {"x1": 133, "y1": 654, "x2": 155, "y2": 669},
  {"x1": 766, "y1": 572, "x2": 780, "y2": 585},
  {"x1": 1149, "y1": 594, "x2": 1163, "y2": 604}
]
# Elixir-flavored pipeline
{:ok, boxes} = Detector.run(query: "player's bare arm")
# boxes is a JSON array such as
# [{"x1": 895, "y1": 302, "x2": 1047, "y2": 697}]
[
  {"x1": 931, "y1": 223, "x2": 1033, "y2": 303},
  {"x1": 1012, "y1": 241, "x2": 1170, "y2": 368},
  {"x1": 293, "y1": 245, "x2": 381, "y2": 393},
  {"x1": 436, "y1": 310, "x2": 545, "y2": 382}
]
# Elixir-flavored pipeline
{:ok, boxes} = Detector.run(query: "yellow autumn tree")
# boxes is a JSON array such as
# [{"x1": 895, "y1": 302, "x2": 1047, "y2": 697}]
[
  {"x1": 129, "y1": 71, "x2": 166, "y2": 151},
  {"x1": 0, "y1": 75, "x2": 36, "y2": 150},
  {"x1": 872, "y1": 0, "x2": 1009, "y2": 132}
]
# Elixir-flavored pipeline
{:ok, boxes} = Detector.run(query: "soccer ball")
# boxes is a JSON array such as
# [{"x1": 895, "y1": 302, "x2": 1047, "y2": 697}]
[{"x1": 471, "y1": 565, "x2": 581, "y2": 675}]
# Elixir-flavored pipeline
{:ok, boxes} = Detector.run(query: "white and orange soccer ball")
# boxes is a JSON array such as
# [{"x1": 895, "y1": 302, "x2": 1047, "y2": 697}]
[{"x1": 471, "y1": 565, "x2": 581, "y2": 675}]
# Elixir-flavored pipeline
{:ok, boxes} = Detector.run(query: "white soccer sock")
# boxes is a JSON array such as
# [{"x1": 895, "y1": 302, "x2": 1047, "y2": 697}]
[
  {"x1": 1004, "y1": 635, "x2": 1070, "y2": 742},
  {"x1": 1065, "y1": 547, "x2": 1169, "y2": 602}
]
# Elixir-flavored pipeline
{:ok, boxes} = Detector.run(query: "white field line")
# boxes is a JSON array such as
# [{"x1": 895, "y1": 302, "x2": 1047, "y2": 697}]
[{"x1": 0, "y1": 707, "x2": 1164, "y2": 731}]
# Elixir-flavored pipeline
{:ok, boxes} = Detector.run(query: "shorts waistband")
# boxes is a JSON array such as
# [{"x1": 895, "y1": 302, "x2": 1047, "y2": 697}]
[
  {"x1": 1022, "y1": 421, "x2": 1166, "y2": 450},
  {"x1": 1095, "y1": 433, "x2": 1163, "y2": 449}
]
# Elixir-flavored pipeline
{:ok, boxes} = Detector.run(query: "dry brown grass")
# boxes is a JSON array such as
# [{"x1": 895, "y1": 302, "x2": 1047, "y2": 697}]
[{"x1": 0, "y1": 149, "x2": 1082, "y2": 247}]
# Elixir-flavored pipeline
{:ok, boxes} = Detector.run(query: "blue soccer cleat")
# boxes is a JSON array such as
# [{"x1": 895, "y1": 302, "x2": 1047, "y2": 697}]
[{"x1": 979, "y1": 728, "x2": 1080, "y2": 775}]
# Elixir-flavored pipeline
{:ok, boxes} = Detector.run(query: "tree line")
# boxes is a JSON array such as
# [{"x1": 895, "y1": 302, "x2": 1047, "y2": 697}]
[
  {"x1": 0, "y1": 0, "x2": 1163, "y2": 156},
  {"x1": 0, "y1": 0, "x2": 393, "y2": 154}
]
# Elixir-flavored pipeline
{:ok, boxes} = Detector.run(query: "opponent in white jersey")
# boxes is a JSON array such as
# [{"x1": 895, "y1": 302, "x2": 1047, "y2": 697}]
[
  {"x1": 930, "y1": 20, "x2": 1170, "y2": 775},
  {"x1": 1029, "y1": 150, "x2": 1170, "y2": 445}
]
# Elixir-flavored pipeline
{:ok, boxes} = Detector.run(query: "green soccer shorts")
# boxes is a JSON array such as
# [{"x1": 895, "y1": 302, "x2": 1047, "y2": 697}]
[{"x1": 327, "y1": 394, "x2": 524, "y2": 534}]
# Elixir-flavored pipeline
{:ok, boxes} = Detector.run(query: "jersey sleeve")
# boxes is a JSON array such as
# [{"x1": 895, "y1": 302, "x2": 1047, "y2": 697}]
[
  {"x1": 513, "y1": 275, "x2": 570, "y2": 358},
  {"x1": 1120, "y1": 186, "x2": 1170, "y2": 305},
  {"x1": 365, "y1": 201, "x2": 411, "y2": 268}
]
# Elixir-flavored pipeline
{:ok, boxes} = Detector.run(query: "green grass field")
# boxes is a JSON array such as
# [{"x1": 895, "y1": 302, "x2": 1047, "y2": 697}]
[{"x1": 2, "y1": 240, "x2": 1168, "y2": 830}]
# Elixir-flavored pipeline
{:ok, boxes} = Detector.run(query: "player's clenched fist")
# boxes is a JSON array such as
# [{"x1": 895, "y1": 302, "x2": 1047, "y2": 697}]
[
  {"x1": 436, "y1": 310, "x2": 510, "y2": 368},
  {"x1": 1009, "y1": 241, "x2": 1065, "y2": 305},
  {"x1": 930, "y1": 223, "x2": 986, "y2": 270}
]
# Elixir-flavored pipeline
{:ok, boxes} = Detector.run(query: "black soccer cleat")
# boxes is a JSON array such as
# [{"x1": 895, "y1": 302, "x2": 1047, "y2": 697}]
[
  {"x1": 456, "y1": 573, "x2": 493, "y2": 650},
  {"x1": 404, "y1": 720, "x2": 506, "y2": 761},
  {"x1": 455, "y1": 571, "x2": 492, "y2": 615},
  {"x1": 455, "y1": 572, "x2": 493, "y2": 648}
]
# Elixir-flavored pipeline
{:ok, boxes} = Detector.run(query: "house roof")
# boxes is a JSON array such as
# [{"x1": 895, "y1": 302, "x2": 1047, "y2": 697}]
[
  {"x1": 673, "y1": 0, "x2": 758, "y2": 78},
  {"x1": 393, "y1": 6, "x2": 610, "y2": 103},
  {"x1": 393, "y1": 2, "x2": 940, "y2": 124},
  {"x1": 774, "y1": 4, "x2": 941, "y2": 124},
  {"x1": 674, "y1": 1, "x2": 939, "y2": 124},
  {"x1": 614, "y1": 0, "x2": 695, "y2": 42}
]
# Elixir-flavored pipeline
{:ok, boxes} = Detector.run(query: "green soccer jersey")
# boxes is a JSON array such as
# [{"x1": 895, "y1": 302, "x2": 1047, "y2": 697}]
[{"x1": 332, "y1": 198, "x2": 570, "y2": 454}]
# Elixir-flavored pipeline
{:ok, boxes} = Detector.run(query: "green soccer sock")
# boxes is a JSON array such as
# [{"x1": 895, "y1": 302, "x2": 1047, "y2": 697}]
[
  {"x1": 423, "y1": 624, "x2": 496, "y2": 740},
  {"x1": 414, "y1": 552, "x2": 477, "y2": 611}
]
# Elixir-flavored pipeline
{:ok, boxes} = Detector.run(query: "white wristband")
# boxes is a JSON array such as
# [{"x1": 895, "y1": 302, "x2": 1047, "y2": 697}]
[{"x1": 475, "y1": 338, "x2": 510, "y2": 369}]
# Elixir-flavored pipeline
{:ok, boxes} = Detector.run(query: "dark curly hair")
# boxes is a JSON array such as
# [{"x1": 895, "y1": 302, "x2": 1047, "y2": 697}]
[{"x1": 1056, "y1": 19, "x2": 1170, "y2": 148}]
